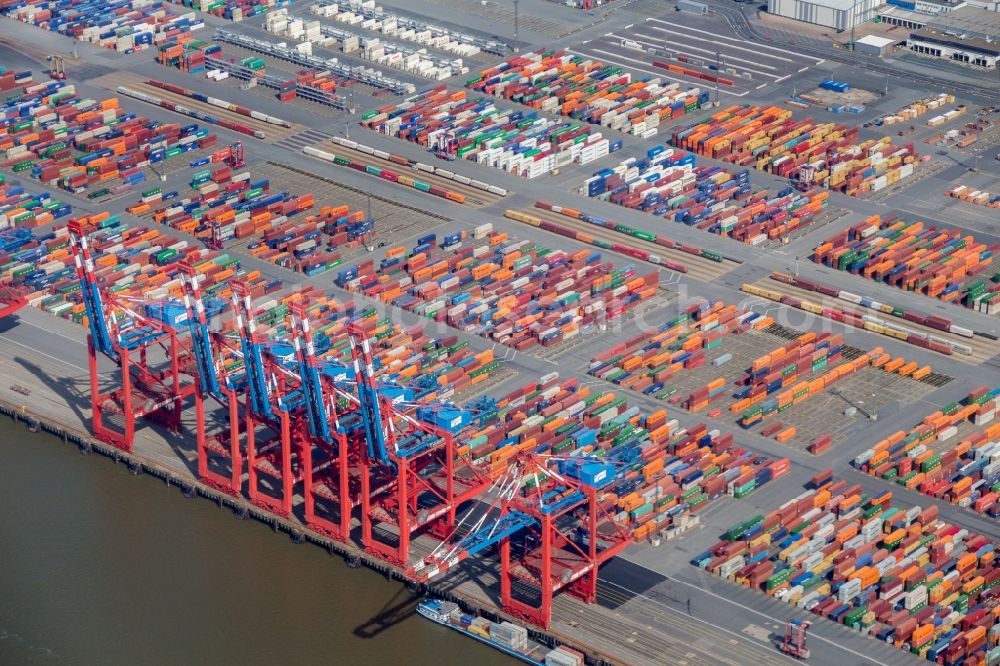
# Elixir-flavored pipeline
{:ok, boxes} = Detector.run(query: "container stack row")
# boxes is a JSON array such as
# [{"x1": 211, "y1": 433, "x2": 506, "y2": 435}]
[
  {"x1": 582, "y1": 147, "x2": 829, "y2": 245},
  {"x1": 157, "y1": 38, "x2": 220, "y2": 73},
  {"x1": 695, "y1": 481, "x2": 999, "y2": 663},
  {"x1": 166, "y1": 0, "x2": 292, "y2": 21},
  {"x1": 0, "y1": 173, "x2": 72, "y2": 229},
  {"x1": 876, "y1": 93, "x2": 954, "y2": 126},
  {"x1": 741, "y1": 281, "x2": 971, "y2": 357},
  {"x1": 333, "y1": 231, "x2": 659, "y2": 351},
  {"x1": 947, "y1": 185, "x2": 1000, "y2": 209},
  {"x1": 588, "y1": 300, "x2": 775, "y2": 403},
  {"x1": 0, "y1": 76, "x2": 217, "y2": 196},
  {"x1": 652, "y1": 59, "x2": 734, "y2": 87},
  {"x1": 671, "y1": 105, "x2": 922, "y2": 196},
  {"x1": 467, "y1": 49, "x2": 710, "y2": 139},
  {"x1": 0, "y1": 67, "x2": 32, "y2": 92},
  {"x1": 309, "y1": 0, "x2": 487, "y2": 59},
  {"x1": 734, "y1": 335, "x2": 870, "y2": 429},
  {"x1": 852, "y1": 387, "x2": 1000, "y2": 518},
  {"x1": 819, "y1": 80, "x2": 850, "y2": 93},
  {"x1": 223, "y1": 288, "x2": 503, "y2": 398},
  {"x1": 449, "y1": 373, "x2": 784, "y2": 537},
  {"x1": 362, "y1": 86, "x2": 611, "y2": 178},
  {"x1": 813, "y1": 215, "x2": 1000, "y2": 315},
  {"x1": 0, "y1": 0, "x2": 204, "y2": 52},
  {"x1": 927, "y1": 106, "x2": 967, "y2": 128},
  {"x1": 3, "y1": 215, "x2": 279, "y2": 326},
  {"x1": 129, "y1": 169, "x2": 369, "y2": 276}
]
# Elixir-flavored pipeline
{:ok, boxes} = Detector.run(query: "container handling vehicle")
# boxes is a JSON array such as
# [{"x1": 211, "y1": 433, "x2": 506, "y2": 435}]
[
  {"x1": 782, "y1": 619, "x2": 811, "y2": 659},
  {"x1": 47, "y1": 55, "x2": 65, "y2": 81}
]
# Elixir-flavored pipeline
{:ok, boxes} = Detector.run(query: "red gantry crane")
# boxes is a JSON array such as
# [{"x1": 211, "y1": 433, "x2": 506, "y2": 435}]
[
  {"x1": 409, "y1": 448, "x2": 633, "y2": 628},
  {"x1": 228, "y1": 278, "x2": 306, "y2": 517},
  {"x1": 68, "y1": 219, "x2": 196, "y2": 452},
  {"x1": 290, "y1": 302, "x2": 357, "y2": 541},
  {"x1": 178, "y1": 260, "x2": 247, "y2": 495},
  {"x1": 67, "y1": 241, "x2": 645, "y2": 629},
  {"x1": 346, "y1": 318, "x2": 495, "y2": 567},
  {"x1": 0, "y1": 280, "x2": 28, "y2": 319}
]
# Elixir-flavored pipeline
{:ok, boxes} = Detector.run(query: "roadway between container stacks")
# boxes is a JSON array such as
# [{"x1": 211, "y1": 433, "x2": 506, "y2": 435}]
[
  {"x1": 514, "y1": 207, "x2": 738, "y2": 284},
  {"x1": 747, "y1": 278, "x2": 1000, "y2": 365},
  {"x1": 309, "y1": 141, "x2": 503, "y2": 209},
  {"x1": 573, "y1": 582, "x2": 796, "y2": 666},
  {"x1": 88, "y1": 72, "x2": 303, "y2": 144}
]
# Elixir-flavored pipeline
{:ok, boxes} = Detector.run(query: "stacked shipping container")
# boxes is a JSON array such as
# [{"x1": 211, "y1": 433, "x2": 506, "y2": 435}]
[
  {"x1": 853, "y1": 387, "x2": 1000, "y2": 518},
  {"x1": 334, "y1": 231, "x2": 659, "y2": 351},
  {"x1": 734, "y1": 334, "x2": 868, "y2": 429},
  {"x1": 588, "y1": 300, "x2": 774, "y2": 403},
  {"x1": 2, "y1": 214, "x2": 280, "y2": 326},
  {"x1": 220, "y1": 288, "x2": 504, "y2": 397},
  {"x1": 362, "y1": 85, "x2": 612, "y2": 178},
  {"x1": 582, "y1": 147, "x2": 829, "y2": 245},
  {"x1": 157, "y1": 38, "x2": 219, "y2": 72},
  {"x1": 0, "y1": 173, "x2": 72, "y2": 229},
  {"x1": 0, "y1": 0, "x2": 204, "y2": 52},
  {"x1": 947, "y1": 185, "x2": 1000, "y2": 209},
  {"x1": 696, "y1": 482, "x2": 1000, "y2": 663},
  {"x1": 877, "y1": 93, "x2": 954, "y2": 126},
  {"x1": 444, "y1": 373, "x2": 785, "y2": 536},
  {"x1": 467, "y1": 49, "x2": 710, "y2": 139},
  {"x1": 813, "y1": 215, "x2": 1000, "y2": 315},
  {"x1": 166, "y1": 0, "x2": 293, "y2": 21},
  {"x1": 671, "y1": 105, "x2": 921, "y2": 196},
  {"x1": 0, "y1": 75, "x2": 217, "y2": 195},
  {"x1": 129, "y1": 166, "x2": 372, "y2": 275}
]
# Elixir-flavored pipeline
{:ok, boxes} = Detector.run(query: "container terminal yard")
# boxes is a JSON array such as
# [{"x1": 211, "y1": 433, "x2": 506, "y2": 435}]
[{"x1": 0, "y1": 0, "x2": 998, "y2": 663}]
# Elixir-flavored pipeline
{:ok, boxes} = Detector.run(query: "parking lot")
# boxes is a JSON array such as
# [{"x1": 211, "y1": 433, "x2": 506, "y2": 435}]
[{"x1": 568, "y1": 12, "x2": 825, "y2": 98}]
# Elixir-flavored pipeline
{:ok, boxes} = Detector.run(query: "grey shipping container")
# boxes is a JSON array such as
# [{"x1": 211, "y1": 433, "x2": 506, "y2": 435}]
[{"x1": 677, "y1": 0, "x2": 708, "y2": 13}]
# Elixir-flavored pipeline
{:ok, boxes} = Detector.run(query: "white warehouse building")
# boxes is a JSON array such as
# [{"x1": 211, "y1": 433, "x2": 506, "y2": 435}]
[{"x1": 768, "y1": 0, "x2": 885, "y2": 31}]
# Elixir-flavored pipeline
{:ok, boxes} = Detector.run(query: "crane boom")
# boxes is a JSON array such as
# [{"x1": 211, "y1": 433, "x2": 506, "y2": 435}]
[
  {"x1": 67, "y1": 219, "x2": 118, "y2": 361},
  {"x1": 290, "y1": 304, "x2": 334, "y2": 443},
  {"x1": 230, "y1": 280, "x2": 274, "y2": 420},
  {"x1": 347, "y1": 322, "x2": 395, "y2": 467},
  {"x1": 179, "y1": 262, "x2": 221, "y2": 399}
]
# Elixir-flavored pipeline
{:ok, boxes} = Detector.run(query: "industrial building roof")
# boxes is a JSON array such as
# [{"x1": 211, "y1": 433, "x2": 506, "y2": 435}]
[
  {"x1": 919, "y1": 0, "x2": 967, "y2": 8},
  {"x1": 856, "y1": 34, "x2": 898, "y2": 47},
  {"x1": 878, "y1": 5, "x2": 932, "y2": 24},
  {"x1": 925, "y1": 6, "x2": 1000, "y2": 40}
]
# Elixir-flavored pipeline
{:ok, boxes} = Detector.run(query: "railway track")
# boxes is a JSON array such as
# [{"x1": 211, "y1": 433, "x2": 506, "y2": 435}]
[
  {"x1": 309, "y1": 142, "x2": 501, "y2": 208},
  {"x1": 89, "y1": 72, "x2": 302, "y2": 144},
  {"x1": 515, "y1": 208, "x2": 738, "y2": 284},
  {"x1": 754, "y1": 278, "x2": 998, "y2": 364}
]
